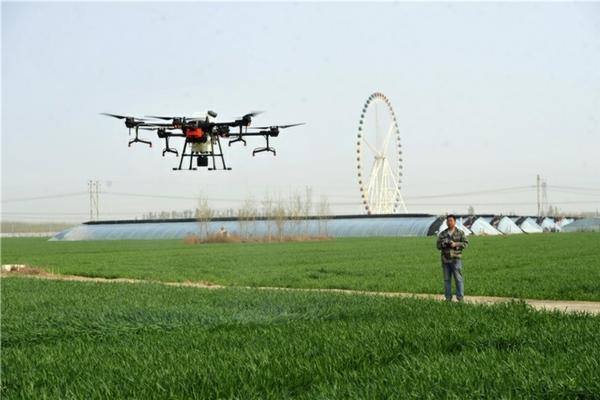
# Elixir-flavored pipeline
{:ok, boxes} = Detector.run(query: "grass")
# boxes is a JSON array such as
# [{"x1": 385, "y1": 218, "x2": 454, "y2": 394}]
[
  {"x1": 2, "y1": 277, "x2": 600, "y2": 399},
  {"x1": 2, "y1": 233, "x2": 600, "y2": 300}
]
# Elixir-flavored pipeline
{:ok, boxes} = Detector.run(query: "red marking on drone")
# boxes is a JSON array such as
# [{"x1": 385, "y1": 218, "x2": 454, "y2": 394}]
[{"x1": 185, "y1": 128, "x2": 204, "y2": 139}]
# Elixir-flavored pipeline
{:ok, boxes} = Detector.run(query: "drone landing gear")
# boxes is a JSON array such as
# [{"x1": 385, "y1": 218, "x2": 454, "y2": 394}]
[
  {"x1": 163, "y1": 147, "x2": 178, "y2": 156},
  {"x1": 128, "y1": 126, "x2": 152, "y2": 148},
  {"x1": 228, "y1": 136, "x2": 246, "y2": 147},
  {"x1": 162, "y1": 137, "x2": 178, "y2": 157},
  {"x1": 208, "y1": 134, "x2": 232, "y2": 171},
  {"x1": 253, "y1": 147, "x2": 276, "y2": 156},
  {"x1": 252, "y1": 135, "x2": 276, "y2": 156},
  {"x1": 173, "y1": 140, "x2": 194, "y2": 170},
  {"x1": 229, "y1": 126, "x2": 247, "y2": 147}
]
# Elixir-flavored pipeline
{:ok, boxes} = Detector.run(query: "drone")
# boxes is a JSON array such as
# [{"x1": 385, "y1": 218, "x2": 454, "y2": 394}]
[{"x1": 101, "y1": 110, "x2": 304, "y2": 171}]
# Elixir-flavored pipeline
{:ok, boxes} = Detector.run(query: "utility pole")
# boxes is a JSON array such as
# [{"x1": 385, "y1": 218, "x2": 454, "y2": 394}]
[
  {"x1": 88, "y1": 180, "x2": 100, "y2": 221},
  {"x1": 536, "y1": 175, "x2": 541, "y2": 217},
  {"x1": 541, "y1": 179, "x2": 548, "y2": 217}
]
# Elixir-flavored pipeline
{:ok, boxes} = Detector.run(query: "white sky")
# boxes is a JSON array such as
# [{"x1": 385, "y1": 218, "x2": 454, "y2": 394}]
[{"x1": 2, "y1": 2, "x2": 599, "y2": 222}]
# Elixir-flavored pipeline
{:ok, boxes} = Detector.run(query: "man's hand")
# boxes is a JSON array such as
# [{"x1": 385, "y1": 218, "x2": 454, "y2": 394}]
[{"x1": 450, "y1": 241, "x2": 458, "y2": 248}]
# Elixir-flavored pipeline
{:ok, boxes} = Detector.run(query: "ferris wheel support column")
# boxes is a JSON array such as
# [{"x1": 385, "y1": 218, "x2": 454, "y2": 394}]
[
  {"x1": 379, "y1": 159, "x2": 387, "y2": 212},
  {"x1": 366, "y1": 159, "x2": 381, "y2": 212},
  {"x1": 384, "y1": 160, "x2": 408, "y2": 212}
]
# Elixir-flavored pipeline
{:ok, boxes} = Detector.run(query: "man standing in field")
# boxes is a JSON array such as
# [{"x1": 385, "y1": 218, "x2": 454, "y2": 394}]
[{"x1": 436, "y1": 214, "x2": 469, "y2": 302}]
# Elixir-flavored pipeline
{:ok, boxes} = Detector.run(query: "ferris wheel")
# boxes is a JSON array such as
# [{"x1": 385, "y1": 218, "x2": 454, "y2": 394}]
[{"x1": 356, "y1": 92, "x2": 407, "y2": 214}]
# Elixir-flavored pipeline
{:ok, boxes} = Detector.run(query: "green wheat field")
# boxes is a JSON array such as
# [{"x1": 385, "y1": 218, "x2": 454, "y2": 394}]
[{"x1": 2, "y1": 233, "x2": 600, "y2": 399}]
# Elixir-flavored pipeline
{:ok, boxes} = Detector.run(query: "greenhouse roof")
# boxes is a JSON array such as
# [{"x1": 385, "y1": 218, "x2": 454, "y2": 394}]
[
  {"x1": 562, "y1": 218, "x2": 600, "y2": 233},
  {"x1": 463, "y1": 217, "x2": 502, "y2": 236},
  {"x1": 435, "y1": 218, "x2": 472, "y2": 236},
  {"x1": 516, "y1": 217, "x2": 543, "y2": 233},
  {"x1": 556, "y1": 218, "x2": 575, "y2": 228},
  {"x1": 51, "y1": 214, "x2": 442, "y2": 241},
  {"x1": 539, "y1": 217, "x2": 560, "y2": 232},
  {"x1": 50, "y1": 214, "x2": 577, "y2": 241},
  {"x1": 491, "y1": 216, "x2": 523, "y2": 234}
]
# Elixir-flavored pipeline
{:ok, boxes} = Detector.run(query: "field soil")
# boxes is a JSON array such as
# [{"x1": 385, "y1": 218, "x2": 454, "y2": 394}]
[{"x1": 3, "y1": 267, "x2": 599, "y2": 315}]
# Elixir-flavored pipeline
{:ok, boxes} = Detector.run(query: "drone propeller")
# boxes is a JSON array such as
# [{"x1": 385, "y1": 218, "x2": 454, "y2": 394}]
[
  {"x1": 243, "y1": 111, "x2": 264, "y2": 118},
  {"x1": 233, "y1": 111, "x2": 264, "y2": 128},
  {"x1": 145, "y1": 115, "x2": 175, "y2": 121},
  {"x1": 279, "y1": 122, "x2": 305, "y2": 129},
  {"x1": 101, "y1": 113, "x2": 150, "y2": 120},
  {"x1": 101, "y1": 113, "x2": 150, "y2": 122},
  {"x1": 101, "y1": 112, "x2": 128, "y2": 119},
  {"x1": 249, "y1": 123, "x2": 305, "y2": 130},
  {"x1": 229, "y1": 111, "x2": 262, "y2": 121}
]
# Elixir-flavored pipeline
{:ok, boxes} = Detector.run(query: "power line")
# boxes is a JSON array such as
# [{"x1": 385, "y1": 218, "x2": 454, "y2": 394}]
[
  {"x1": 546, "y1": 189, "x2": 600, "y2": 197},
  {"x1": 2, "y1": 184, "x2": 596, "y2": 208},
  {"x1": 103, "y1": 192, "x2": 201, "y2": 201},
  {"x1": 103, "y1": 187, "x2": 537, "y2": 202},
  {"x1": 4, "y1": 195, "x2": 597, "y2": 209},
  {"x1": 1, "y1": 211, "x2": 135, "y2": 216},
  {"x1": 547, "y1": 185, "x2": 600, "y2": 192},
  {"x1": 1, "y1": 192, "x2": 87, "y2": 203},
  {"x1": 405, "y1": 186, "x2": 535, "y2": 200}
]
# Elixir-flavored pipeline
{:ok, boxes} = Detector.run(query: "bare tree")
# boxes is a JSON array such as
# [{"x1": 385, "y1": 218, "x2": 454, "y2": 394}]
[
  {"x1": 238, "y1": 197, "x2": 257, "y2": 240},
  {"x1": 273, "y1": 197, "x2": 288, "y2": 241},
  {"x1": 261, "y1": 193, "x2": 274, "y2": 242},
  {"x1": 304, "y1": 186, "x2": 313, "y2": 236},
  {"x1": 317, "y1": 195, "x2": 330, "y2": 236},
  {"x1": 197, "y1": 196, "x2": 214, "y2": 238},
  {"x1": 288, "y1": 191, "x2": 304, "y2": 237}
]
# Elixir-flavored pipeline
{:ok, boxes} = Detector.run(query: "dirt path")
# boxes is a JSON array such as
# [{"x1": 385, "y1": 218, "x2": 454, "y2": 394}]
[
  {"x1": 247, "y1": 286, "x2": 600, "y2": 315},
  {"x1": 2, "y1": 266, "x2": 599, "y2": 315}
]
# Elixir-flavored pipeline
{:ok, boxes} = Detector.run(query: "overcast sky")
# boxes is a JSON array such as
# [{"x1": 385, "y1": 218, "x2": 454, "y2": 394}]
[{"x1": 2, "y1": 1, "x2": 599, "y2": 222}]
